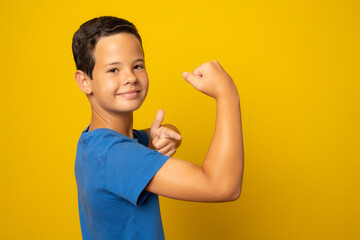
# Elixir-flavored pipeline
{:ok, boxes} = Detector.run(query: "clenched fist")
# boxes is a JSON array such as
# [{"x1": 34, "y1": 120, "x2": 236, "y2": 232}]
[{"x1": 182, "y1": 60, "x2": 238, "y2": 99}]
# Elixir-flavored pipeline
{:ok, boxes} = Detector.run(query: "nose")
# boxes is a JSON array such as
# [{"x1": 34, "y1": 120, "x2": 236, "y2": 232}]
[{"x1": 122, "y1": 69, "x2": 137, "y2": 85}]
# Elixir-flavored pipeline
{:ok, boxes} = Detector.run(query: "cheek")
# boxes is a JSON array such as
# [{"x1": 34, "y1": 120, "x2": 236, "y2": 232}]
[
  {"x1": 141, "y1": 73, "x2": 149, "y2": 90},
  {"x1": 143, "y1": 79, "x2": 149, "y2": 91},
  {"x1": 105, "y1": 79, "x2": 118, "y2": 91},
  {"x1": 140, "y1": 78, "x2": 149, "y2": 99},
  {"x1": 143, "y1": 81, "x2": 149, "y2": 97},
  {"x1": 97, "y1": 78, "x2": 118, "y2": 94}
]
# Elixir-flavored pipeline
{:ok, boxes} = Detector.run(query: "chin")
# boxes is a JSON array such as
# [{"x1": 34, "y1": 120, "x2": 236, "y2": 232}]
[{"x1": 123, "y1": 99, "x2": 146, "y2": 112}]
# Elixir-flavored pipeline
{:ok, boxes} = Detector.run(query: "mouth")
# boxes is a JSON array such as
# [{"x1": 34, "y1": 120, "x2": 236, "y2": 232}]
[{"x1": 117, "y1": 90, "x2": 141, "y2": 99}]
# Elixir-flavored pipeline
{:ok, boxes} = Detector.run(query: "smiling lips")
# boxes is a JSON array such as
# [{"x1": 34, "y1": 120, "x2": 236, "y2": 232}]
[{"x1": 117, "y1": 90, "x2": 141, "y2": 99}]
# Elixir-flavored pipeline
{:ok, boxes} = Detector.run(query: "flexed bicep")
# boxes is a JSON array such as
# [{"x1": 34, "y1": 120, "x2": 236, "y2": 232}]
[{"x1": 145, "y1": 157, "x2": 237, "y2": 202}]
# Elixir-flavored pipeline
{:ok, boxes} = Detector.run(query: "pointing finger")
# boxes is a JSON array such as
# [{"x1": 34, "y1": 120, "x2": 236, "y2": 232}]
[
  {"x1": 153, "y1": 138, "x2": 172, "y2": 150},
  {"x1": 156, "y1": 125, "x2": 182, "y2": 140},
  {"x1": 165, "y1": 129, "x2": 182, "y2": 140}
]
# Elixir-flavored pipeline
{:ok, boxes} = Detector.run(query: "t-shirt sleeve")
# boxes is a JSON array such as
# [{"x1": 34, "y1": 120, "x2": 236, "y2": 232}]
[
  {"x1": 133, "y1": 129, "x2": 149, "y2": 147},
  {"x1": 105, "y1": 140, "x2": 170, "y2": 206}
]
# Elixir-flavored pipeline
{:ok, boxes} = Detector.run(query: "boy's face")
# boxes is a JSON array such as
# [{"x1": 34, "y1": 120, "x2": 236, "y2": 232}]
[{"x1": 88, "y1": 33, "x2": 148, "y2": 114}]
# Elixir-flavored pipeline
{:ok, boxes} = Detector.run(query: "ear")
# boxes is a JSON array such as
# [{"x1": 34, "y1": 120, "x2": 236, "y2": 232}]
[{"x1": 75, "y1": 70, "x2": 92, "y2": 95}]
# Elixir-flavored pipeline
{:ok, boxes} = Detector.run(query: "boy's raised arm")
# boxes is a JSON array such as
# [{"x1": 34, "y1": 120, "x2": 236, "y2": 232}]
[{"x1": 145, "y1": 60, "x2": 244, "y2": 202}]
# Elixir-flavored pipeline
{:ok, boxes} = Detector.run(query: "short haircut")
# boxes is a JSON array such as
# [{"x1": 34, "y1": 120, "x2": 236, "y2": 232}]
[{"x1": 72, "y1": 16, "x2": 143, "y2": 79}]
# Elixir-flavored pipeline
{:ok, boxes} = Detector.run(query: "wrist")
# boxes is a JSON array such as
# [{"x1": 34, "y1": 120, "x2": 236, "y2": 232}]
[{"x1": 215, "y1": 89, "x2": 239, "y2": 103}]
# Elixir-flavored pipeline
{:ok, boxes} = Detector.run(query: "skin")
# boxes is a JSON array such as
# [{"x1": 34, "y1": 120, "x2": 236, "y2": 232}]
[
  {"x1": 75, "y1": 33, "x2": 244, "y2": 202},
  {"x1": 146, "y1": 61, "x2": 244, "y2": 202},
  {"x1": 145, "y1": 110, "x2": 182, "y2": 156}
]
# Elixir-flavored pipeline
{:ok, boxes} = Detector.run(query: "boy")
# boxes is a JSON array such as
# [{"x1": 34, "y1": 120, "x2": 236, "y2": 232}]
[{"x1": 72, "y1": 16, "x2": 244, "y2": 240}]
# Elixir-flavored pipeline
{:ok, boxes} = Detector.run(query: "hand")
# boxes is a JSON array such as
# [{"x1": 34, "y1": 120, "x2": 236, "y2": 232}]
[
  {"x1": 150, "y1": 110, "x2": 182, "y2": 156},
  {"x1": 182, "y1": 60, "x2": 238, "y2": 99}
]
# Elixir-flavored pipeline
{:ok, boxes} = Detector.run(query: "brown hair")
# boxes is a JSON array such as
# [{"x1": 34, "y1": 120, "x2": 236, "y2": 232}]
[{"x1": 72, "y1": 16, "x2": 143, "y2": 79}]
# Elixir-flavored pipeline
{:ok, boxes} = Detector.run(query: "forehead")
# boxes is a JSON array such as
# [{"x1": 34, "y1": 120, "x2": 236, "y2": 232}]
[{"x1": 93, "y1": 33, "x2": 143, "y2": 65}]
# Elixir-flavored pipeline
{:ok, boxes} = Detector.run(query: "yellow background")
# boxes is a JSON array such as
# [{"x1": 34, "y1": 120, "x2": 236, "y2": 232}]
[{"x1": 1, "y1": 0, "x2": 359, "y2": 239}]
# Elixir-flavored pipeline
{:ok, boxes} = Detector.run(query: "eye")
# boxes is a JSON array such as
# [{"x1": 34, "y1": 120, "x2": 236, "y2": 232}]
[
  {"x1": 108, "y1": 68, "x2": 118, "y2": 73},
  {"x1": 134, "y1": 65, "x2": 144, "y2": 70}
]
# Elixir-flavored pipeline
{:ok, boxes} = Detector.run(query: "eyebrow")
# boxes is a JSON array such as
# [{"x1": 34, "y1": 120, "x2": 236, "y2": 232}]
[{"x1": 105, "y1": 58, "x2": 145, "y2": 66}]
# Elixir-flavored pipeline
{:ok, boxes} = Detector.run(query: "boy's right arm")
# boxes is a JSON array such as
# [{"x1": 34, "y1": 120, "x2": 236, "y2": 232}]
[{"x1": 145, "y1": 60, "x2": 244, "y2": 202}]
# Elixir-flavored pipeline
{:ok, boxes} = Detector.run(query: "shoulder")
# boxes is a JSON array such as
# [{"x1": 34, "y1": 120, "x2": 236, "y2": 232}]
[{"x1": 79, "y1": 128, "x2": 135, "y2": 157}]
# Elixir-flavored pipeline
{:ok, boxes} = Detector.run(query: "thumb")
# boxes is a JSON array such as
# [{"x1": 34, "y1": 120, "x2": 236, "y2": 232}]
[
  {"x1": 182, "y1": 72, "x2": 202, "y2": 90},
  {"x1": 151, "y1": 109, "x2": 165, "y2": 132}
]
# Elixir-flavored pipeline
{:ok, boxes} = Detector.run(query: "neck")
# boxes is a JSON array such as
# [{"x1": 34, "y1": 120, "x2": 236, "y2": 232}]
[{"x1": 89, "y1": 108, "x2": 134, "y2": 138}]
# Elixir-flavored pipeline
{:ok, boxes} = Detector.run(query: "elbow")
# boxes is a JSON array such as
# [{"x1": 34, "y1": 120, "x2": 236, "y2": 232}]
[
  {"x1": 227, "y1": 187, "x2": 242, "y2": 202},
  {"x1": 217, "y1": 185, "x2": 242, "y2": 202},
  {"x1": 232, "y1": 188, "x2": 242, "y2": 201}
]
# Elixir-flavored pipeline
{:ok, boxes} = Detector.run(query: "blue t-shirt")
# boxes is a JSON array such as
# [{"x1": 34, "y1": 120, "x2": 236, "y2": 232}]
[{"x1": 75, "y1": 127, "x2": 170, "y2": 240}]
